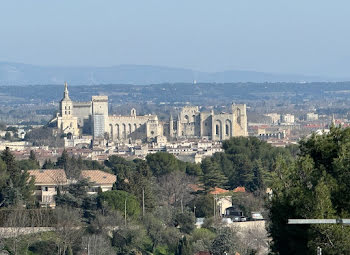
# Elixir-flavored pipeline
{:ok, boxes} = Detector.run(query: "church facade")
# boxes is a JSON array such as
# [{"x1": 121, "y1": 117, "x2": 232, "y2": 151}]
[
  {"x1": 56, "y1": 82, "x2": 162, "y2": 142},
  {"x1": 169, "y1": 105, "x2": 247, "y2": 140},
  {"x1": 55, "y1": 83, "x2": 247, "y2": 142}
]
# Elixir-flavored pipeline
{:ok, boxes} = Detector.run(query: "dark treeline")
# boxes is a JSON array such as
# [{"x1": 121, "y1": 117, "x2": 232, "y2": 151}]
[{"x1": 2, "y1": 82, "x2": 350, "y2": 105}]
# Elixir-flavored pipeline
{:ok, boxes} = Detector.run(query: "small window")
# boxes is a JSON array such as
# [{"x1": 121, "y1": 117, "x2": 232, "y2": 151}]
[
  {"x1": 65, "y1": 111, "x2": 67, "y2": 114},
  {"x1": 226, "y1": 124, "x2": 229, "y2": 135},
  {"x1": 216, "y1": 125, "x2": 219, "y2": 135},
  {"x1": 44, "y1": 187, "x2": 48, "y2": 191}
]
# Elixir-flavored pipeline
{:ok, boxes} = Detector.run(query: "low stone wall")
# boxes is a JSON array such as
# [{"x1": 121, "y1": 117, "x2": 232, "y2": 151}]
[
  {"x1": 0, "y1": 227, "x2": 54, "y2": 238},
  {"x1": 229, "y1": 220, "x2": 266, "y2": 231}
]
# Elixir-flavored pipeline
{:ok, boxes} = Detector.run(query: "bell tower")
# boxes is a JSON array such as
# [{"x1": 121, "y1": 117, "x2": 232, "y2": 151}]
[
  {"x1": 57, "y1": 82, "x2": 79, "y2": 136},
  {"x1": 60, "y1": 82, "x2": 73, "y2": 117}
]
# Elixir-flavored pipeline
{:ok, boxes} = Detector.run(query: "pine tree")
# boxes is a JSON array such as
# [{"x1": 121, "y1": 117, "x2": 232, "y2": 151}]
[
  {"x1": 201, "y1": 159, "x2": 227, "y2": 191},
  {"x1": 175, "y1": 236, "x2": 191, "y2": 255},
  {"x1": 29, "y1": 150, "x2": 37, "y2": 161},
  {"x1": 42, "y1": 159, "x2": 55, "y2": 169},
  {"x1": 0, "y1": 148, "x2": 34, "y2": 207}
]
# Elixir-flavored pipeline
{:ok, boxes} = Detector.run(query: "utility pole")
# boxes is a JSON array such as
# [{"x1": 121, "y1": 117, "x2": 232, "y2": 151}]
[
  {"x1": 124, "y1": 198, "x2": 127, "y2": 226},
  {"x1": 142, "y1": 188, "x2": 145, "y2": 217},
  {"x1": 213, "y1": 195, "x2": 217, "y2": 217},
  {"x1": 181, "y1": 197, "x2": 184, "y2": 213}
]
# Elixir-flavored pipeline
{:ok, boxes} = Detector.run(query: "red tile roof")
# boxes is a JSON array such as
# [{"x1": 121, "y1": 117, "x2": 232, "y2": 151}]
[
  {"x1": 233, "y1": 186, "x2": 246, "y2": 192},
  {"x1": 210, "y1": 187, "x2": 230, "y2": 195},
  {"x1": 81, "y1": 170, "x2": 116, "y2": 185},
  {"x1": 28, "y1": 169, "x2": 67, "y2": 185}
]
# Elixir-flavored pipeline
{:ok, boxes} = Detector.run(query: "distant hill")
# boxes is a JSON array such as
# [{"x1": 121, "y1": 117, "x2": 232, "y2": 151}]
[{"x1": 0, "y1": 62, "x2": 340, "y2": 85}]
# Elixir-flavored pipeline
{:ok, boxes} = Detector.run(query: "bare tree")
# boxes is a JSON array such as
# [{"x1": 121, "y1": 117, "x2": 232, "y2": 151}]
[
  {"x1": 81, "y1": 234, "x2": 114, "y2": 255},
  {"x1": 157, "y1": 171, "x2": 195, "y2": 211},
  {"x1": 230, "y1": 223, "x2": 269, "y2": 255},
  {"x1": 54, "y1": 206, "x2": 83, "y2": 255},
  {"x1": 4, "y1": 207, "x2": 28, "y2": 255}
]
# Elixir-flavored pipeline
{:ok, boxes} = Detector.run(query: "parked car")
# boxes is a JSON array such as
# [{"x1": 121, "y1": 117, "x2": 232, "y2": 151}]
[
  {"x1": 251, "y1": 211, "x2": 264, "y2": 221},
  {"x1": 224, "y1": 206, "x2": 247, "y2": 222},
  {"x1": 195, "y1": 218, "x2": 205, "y2": 228}
]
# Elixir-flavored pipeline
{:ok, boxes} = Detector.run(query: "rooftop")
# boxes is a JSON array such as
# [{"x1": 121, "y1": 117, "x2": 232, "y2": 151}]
[
  {"x1": 81, "y1": 170, "x2": 116, "y2": 185},
  {"x1": 28, "y1": 169, "x2": 67, "y2": 185}
]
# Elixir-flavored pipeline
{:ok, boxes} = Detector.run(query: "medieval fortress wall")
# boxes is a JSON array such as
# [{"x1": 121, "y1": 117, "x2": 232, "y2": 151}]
[{"x1": 56, "y1": 83, "x2": 247, "y2": 142}]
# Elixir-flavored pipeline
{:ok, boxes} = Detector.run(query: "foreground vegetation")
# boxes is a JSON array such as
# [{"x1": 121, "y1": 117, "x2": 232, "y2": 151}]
[
  {"x1": 4, "y1": 128, "x2": 350, "y2": 254},
  {"x1": 0, "y1": 136, "x2": 290, "y2": 254}
]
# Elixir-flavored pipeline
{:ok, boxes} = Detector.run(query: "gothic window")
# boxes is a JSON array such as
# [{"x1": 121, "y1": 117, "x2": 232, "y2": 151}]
[
  {"x1": 226, "y1": 124, "x2": 229, "y2": 135},
  {"x1": 131, "y1": 108, "x2": 136, "y2": 116},
  {"x1": 216, "y1": 125, "x2": 219, "y2": 135},
  {"x1": 237, "y1": 108, "x2": 241, "y2": 125},
  {"x1": 116, "y1": 124, "x2": 120, "y2": 139},
  {"x1": 122, "y1": 124, "x2": 126, "y2": 138}
]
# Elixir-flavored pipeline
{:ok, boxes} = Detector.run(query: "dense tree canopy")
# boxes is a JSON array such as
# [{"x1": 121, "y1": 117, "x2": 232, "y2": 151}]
[
  {"x1": 98, "y1": 190, "x2": 141, "y2": 219},
  {"x1": 269, "y1": 127, "x2": 350, "y2": 254},
  {"x1": 206, "y1": 137, "x2": 294, "y2": 192},
  {"x1": 0, "y1": 147, "x2": 35, "y2": 207}
]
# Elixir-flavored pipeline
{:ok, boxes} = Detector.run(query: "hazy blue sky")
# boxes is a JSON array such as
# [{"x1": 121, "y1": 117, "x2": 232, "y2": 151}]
[{"x1": 0, "y1": 0, "x2": 349, "y2": 77}]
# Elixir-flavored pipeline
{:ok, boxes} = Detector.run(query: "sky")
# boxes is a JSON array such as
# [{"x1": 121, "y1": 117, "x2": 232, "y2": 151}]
[{"x1": 0, "y1": 0, "x2": 349, "y2": 77}]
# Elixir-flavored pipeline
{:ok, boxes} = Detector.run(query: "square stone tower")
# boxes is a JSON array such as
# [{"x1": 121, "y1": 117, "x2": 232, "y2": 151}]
[{"x1": 92, "y1": 95, "x2": 109, "y2": 138}]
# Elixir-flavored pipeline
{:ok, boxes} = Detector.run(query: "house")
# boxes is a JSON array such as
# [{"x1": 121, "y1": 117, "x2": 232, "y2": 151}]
[
  {"x1": 28, "y1": 169, "x2": 67, "y2": 208},
  {"x1": 28, "y1": 169, "x2": 116, "y2": 207},
  {"x1": 81, "y1": 170, "x2": 116, "y2": 194},
  {"x1": 189, "y1": 185, "x2": 246, "y2": 217}
]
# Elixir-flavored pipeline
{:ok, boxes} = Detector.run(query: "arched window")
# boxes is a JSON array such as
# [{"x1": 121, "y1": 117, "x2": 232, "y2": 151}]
[
  {"x1": 131, "y1": 108, "x2": 136, "y2": 116},
  {"x1": 226, "y1": 124, "x2": 229, "y2": 135},
  {"x1": 109, "y1": 124, "x2": 113, "y2": 140},
  {"x1": 122, "y1": 124, "x2": 126, "y2": 138},
  {"x1": 237, "y1": 108, "x2": 241, "y2": 125},
  {"x1": 116, "y1": 124, "x2": 120, "y2": 139},
  {"x1": 65, "y1": 111, "x2": 67, "y2": 115},
  {"x1": 216, "y1": 125, "x2": 219, "y2": 135}
]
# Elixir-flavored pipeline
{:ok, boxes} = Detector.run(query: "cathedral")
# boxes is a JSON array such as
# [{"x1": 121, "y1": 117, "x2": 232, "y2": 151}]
[
  {"x1": 171, "y1": 105, "x2": 247, "y2": 140},
  {"x1": 55, "y1": 82, "x2": 247, "y2": 142}
]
